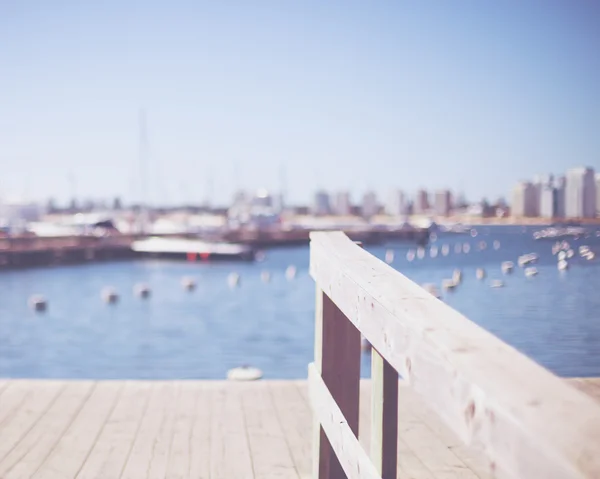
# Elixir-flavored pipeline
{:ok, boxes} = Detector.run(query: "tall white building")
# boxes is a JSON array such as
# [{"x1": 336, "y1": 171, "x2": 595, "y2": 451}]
[
  {"x1": 565, "y1": 167, "x2": 596, "y2": 218},
  {"x1": 333, "y1": 191, "x2": 352, "y2": 216},
  {"x1": 385, "y1": 190, "x2": 406, "y2": 216},
  {"x1": 539, "y1": 174, "x2": 555, "y2": 218},
  {"x1": 554, "y1": 176, "x2": 566, "y2": 218},
  {"x1": 433, "y1": 190, "x2": 452, "y2": 216},
  {"x1": 362, "y1": 191, "x2": 379, "y2": 218},
  {"x1": 511, "y1": 182, "x2": 537, "y2": 217},
  {"x1": 312, "y1": 190, "x2": 331, "y2": 216}
]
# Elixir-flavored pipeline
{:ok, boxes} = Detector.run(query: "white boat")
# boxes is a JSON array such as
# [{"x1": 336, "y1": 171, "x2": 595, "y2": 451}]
[
  {"x1": 406, "y1": 250, "x2": 415, "y2": 261},
  {"x1": 131, "y1": 237, "x2": 255, "y2": 261},
  {"x1": 452, "y1": 269, "x2": 462, "y2": 284},
  {"x1": 429, "y1": 246, "x2": 438, "y2": 258},
  {"x1": 566, "y1": 249, "x2": 575, "y2": 259},
  {"x1": 417, "y1": 247, "x2": 425, "y2": 259},
  {"x1": 493, "y1": 240, "x2": 501, "y2": 250},
  {"x1": 441, "y1": 244, "x2": 450, "y2": 256},
  {"x1": 583, "y1": 251, "x2": 595, "y2": 261},
  {"x1": 476, "y1": 268, "x2": 486, "y2": 280},
  {"x1": 501, "y1": 261, "x2": 514, "y2": 274},
  {"x1": 579, "y1": 245, "x2": 590, "y2": 255},
  {"x1": 557, "y1": 260, "x2": 569, "y2": 271},
  {"x1": 557, "y1": 250, "x2": 567, "y2": 261},
  {"x1": 525, "y1": 267, "x2": 538, "y2": 277},
  {"x1": 442, "y1": 279, "x2": 458, "y2": 290},
  {"x1": 518, "y1": 253, "x2": 538, "y2": 267},
  {"x1": 490, "y1": 280, "x2": 505, "y2": 288}
]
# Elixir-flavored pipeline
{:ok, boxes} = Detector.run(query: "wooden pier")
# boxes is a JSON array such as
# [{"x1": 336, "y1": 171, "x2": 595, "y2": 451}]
[
  {"x1": 1, "y1": 231, "x2": 600, "y2": 478},
  {"x1": 0, "y1": 378, "x2": 598, "y2": 479}
]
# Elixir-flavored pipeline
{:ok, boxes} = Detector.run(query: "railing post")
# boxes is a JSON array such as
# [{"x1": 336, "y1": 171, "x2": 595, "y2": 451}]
[
  {"x1": 371, "y1": 349, "x2": 398, "y2": 479},
  {"x1": 312, "y1": 286, "x2": 361, "y2": 479}
]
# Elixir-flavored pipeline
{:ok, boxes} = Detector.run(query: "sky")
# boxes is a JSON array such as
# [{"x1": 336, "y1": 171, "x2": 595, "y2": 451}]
[{"x1": 1, "y1": 1, "x2": 599, "y2": 206}]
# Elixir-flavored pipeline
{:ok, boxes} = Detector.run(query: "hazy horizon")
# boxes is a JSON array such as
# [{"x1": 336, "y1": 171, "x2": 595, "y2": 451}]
[{"x1": 1, "y1": 1, "x2": 599, "y2": 205}]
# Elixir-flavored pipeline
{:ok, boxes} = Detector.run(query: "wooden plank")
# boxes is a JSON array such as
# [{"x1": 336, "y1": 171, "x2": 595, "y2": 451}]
[
  {"x1": 0, "y1": 381, "x2": 32, "y2": 431},
  {"x1": 120, "y1": 382, "x2": 180, "y2": 479},
  {"x1": 76, "y1": 381, "x2": 154, "y2": 479},
  {"x1": 314, "y1": 290, "x2": 362, "y2": 479},
  {"x1": 309, "y1": 363, "x2": 380, "y2": 479},
  {"x1": 310, "y1": 231, "x2": 600, "y2": 478},
  {"x1": 185, "y1": 382, "x2": 216, "y2": 479},
  {"x1": 370, "y1": 351, "x2": 398, "y2": 479},
  {"x1": 269, "y1": 381, "x2": 313, "y2": 478},
  {"x1": 32, "y1": 381, "x2": 123, "y2": 479},
  {"x1": 568, "y1": 378, "x2": 600, "y2": 402},
  {"x1": 0, "y1": 381, "x2": 95, "y2": 478},
  {"x1": 0, "y1": 381, "x2": 64, "y2": 466},
  {"x1": 209, "y1": 382, "x2": 254, "y2": 479},
  {"x1": 241, "y1": 382, "x2": 299, "y2": 479}
]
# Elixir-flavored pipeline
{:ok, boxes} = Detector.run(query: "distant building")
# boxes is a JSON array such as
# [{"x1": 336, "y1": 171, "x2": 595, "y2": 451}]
[
  {"x1": 433, "y1": 190, "x2": 452, "y2": 216},
  {"x1": 385, "y1": 190, "x2": 406, "y2": 216},
  {"x1": 531, "y1": 175, "x2": 544, "y2": 217},
  {"x1": 539, "y1": 175, "x2": 555, "y2": 218},
  {"x1": 414, "y1": 189, "x2": 429, "y2": 215},
  {"x1": 554, "y1": 176, "x2": 566, "y2": 218},
  {"x1": 511, "y1": 182, "x2": 537, "y2": 217},
  {"x1": 333, "y1": 191, "x2": 352, "y2": 216},
  {"x1": 362, "y1": 191, "x2": 379, "y2": 218},
  {"x1": 565, "y1": 167, "x2": 596, "y2": 218},
  {"x1": 312, "y1": 190, "x2": 331, "y2": 216}
]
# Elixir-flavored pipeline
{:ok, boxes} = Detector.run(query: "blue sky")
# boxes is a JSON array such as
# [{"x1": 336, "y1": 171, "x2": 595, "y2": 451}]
[{"x1": 1, "y1": 1, "x2": 599, "y2": 206}]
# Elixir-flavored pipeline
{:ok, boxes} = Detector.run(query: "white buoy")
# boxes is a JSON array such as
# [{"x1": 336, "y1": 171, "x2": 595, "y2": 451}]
[
  {"x1": 422, "y1": 283, "x2": 441, "y2": 298},
  {"x1": 490, "y1": 280, "x2": 505, "y2": 288},
  {"x1": 102, "y1": 287, "x2": 119, "y2": 304},
  {"x1": 558, "y1": 250, "x2": 567, "y2": 261},
  {"x1": 227, "y1": 365, "x2": 263, "y2": 381},
  {"x1": 525, "y1": 267, "x2": 538, "y2": 277},
  {"x1": 566, "y1": 249, "x2": 575, "y2": 259},
  {"x1": 285, "y1": 265, "x2": 297, "y2": 280},
  {"x1": 462, "y1": 243, "x2": 471, "y2": 254},
  {"x1": 29, "y1": 295, "x2": 47, "y2": 312},
  {"x1": 501, "y1": 261, "x2": 514, "y2": 274},
  {"x1": 476, "y1": 268, "x2": 486, "y2": 280},
  {"x1": 454, "y1": 243, "x2": 462, "y2": 254},
  {"x1": 441, "y1": 244, "x2": 450, "y2": 256},
  {"x1": 181, "y1": 276, "x2": 197, "y2": 291},
  {"x1": 442, "y1": 279, "x2": 457, "y2": 290},
  {"x1": 134, "y1": 283, "x2": 151, "y2": 298},
  {"x1": 261, "y1": 271, "x2": 271, "y2": 283},
  {"x1": 406, "y1": 250, "x2": 415, "y2": 261},
  {"x1": 228, "y1": 273, "x2": 240, "y2": 288},
  {"x1": 417, "y1": 247, "x2": 425, "y2": 259},
  {"x1": 558, "y1": 260, "x2": 569, "y2": 271},
  {"x1": 493, "y1": 240, "x2": 501, "y2": 250},
  {"x1": 452, "y1": 269, "x2": 462, "y2": 284},
  {"x1": 430, "y1": 246, "x2": 438, "y2": 258},
  {"x1": 385, "y1": 249, "x2": 395, "y2": 264}
]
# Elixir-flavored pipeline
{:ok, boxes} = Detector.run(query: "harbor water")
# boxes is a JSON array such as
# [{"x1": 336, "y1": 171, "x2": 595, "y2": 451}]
[{"x1": 1, "y1": 226, "x2": 599, "y2": 380}]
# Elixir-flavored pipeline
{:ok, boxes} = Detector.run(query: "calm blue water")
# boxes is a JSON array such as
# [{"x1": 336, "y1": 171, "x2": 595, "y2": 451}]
[{"x1": 1, "y1": 226, "x2": 600, "y2": 380}]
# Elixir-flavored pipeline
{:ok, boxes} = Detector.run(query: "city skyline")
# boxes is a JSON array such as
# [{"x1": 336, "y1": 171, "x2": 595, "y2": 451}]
[{"x1": 1, "y1": 2, "x2": 600, "y2": 205}]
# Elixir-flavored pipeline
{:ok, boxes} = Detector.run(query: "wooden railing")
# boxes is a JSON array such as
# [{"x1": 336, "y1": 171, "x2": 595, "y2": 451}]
[{"x1": 308, "y1": 231, "x2": 600, "y2": 479}]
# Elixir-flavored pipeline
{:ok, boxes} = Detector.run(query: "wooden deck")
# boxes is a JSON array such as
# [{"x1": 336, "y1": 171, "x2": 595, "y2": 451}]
[{"x1": 0, "y1": 377, "x2": 598, "y2": 479}]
